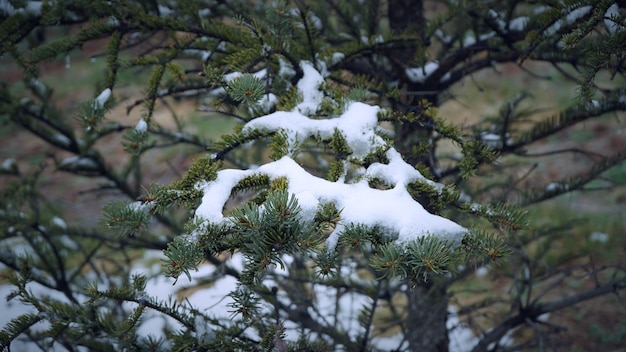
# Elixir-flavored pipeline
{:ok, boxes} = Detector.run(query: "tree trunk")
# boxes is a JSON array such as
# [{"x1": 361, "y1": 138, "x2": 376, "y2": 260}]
[
  {"x1": 388, "y1": 4, "x2": 450, "y2": 350},
  {"x1": 388, "y1": 0, "x2": 440, "y2": 177},
  {"x1": 388, "y1": 0, "x2": 425, "y2": 66},
  {"x1": 406, "y1": 280, "x2": 450, "y2": 352}
]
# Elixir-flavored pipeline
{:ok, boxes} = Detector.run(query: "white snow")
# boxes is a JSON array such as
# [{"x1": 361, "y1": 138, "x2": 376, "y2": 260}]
[
  {"x1": 1, "y1": 158, "x2": 16, "y2": 172},
  {"x1": 508, "y1": 17, "x2": 528, "y2": 31},
  {"x1": 29, "y1": 78, "x2": 46, "y2": 96},
  {"x1": 52, "y1": 133, "x2": 72, "y2": 147},
  {"x1": 0, "y1": 279, "x2": 91, "y2": 352},
  {"x1": 256, "y1": 93, "x2": 277, "y2": 114},
  {"x1": 195, "y1": 315, "x2": 216, "y2": 344},
  {"x1": 448, "y1": 307, "x2": 480, "y2": 352},
  {"x1": 463, "y1": 32, "x2": 495, "y2": 47},
  {"x1": 545, "y1": 182, "x2": 568, "y2": 192},
  {"x1": 475, "y1": 266, "x2": 489, "y2": 278},
  {"x1": 94, "y1": 88, "x2": 111, "y2": 109},
  {"x1": 198, "y1": 8, "x2": 211, "y2": 17},
  {"x1": 278, "y1": 58, "x2": 296, "y2": 78},
  {"x1": 157, "y1": 5, "x2": 173, "y2": 16},
  {"x1": 195, "y1": 61, "x2": 466, "y2": 252},
  {"x1": 565, "y1": 6, "x2": 592, "y2": 23},
  {"x1": 406, "y1": 62, "x2": 439, "y2": 83},
  {"x1": 135, "y1": 119, "x2": 148, "y2": 133},
  {"x1": 194, "y1": 169, "x2": 249, "y2": 223},
  {"x1": 604, "y1": 4, "x2": 622, "y2": 35},
  {"x1": 545, "y1": 5, "x2": 592, "y2": 36},
  {"x1": 589, "y1": 231, "x2": 609, "y2": 243},
  {"x1": 51, "y1": 216, "x2": 67, "y2": 229},
  {"x1": 291, "y1": 9, "x2": 322, "y2": 31},
  {"x1": 242, "y1": 101, "x2": 383, "y2": 158},
  {"x1": 183, "y1": 49, "x2": 212, "y2": 61},
  {"x1": 195, "y1": 150, "x2": 465, "y2": 252},
  {"x1": 224, "y1": 68, "x2": 267, "y2": 83},
  {"x1": 480, "y1": 132, "x2": 502, "y2": 149},
  {"x1": 295, "y1": 62, "x2": 324, "y2": 115},
  {"x1": 0, "y1": 1, "x2": 42, "y2": 15},
  {"x1": 590, "y1": 99, "x2": 601, "y2": 109},
  {"x1": 330, "y1": 52, "x2": 345, "y2": 65},
  {"x1": 59, "y1": 156, "x2": 99, "y2": 170},
  {"x1": 309, "y1": 13, "x2": 323, "y2": 31},
  {"x1": 459, "y1": 11, "x2": 526, "y2": 49},
  {"x1": 406, "y1": 61, "x2": 451, "y2": 83},
  {"x1": 448, "y1": 306, "x2": 515, "y2": 352},
  {"x1": 435, "y1": 29, "x2": 453, "y2": 44},
  {"x1": 107, "y1": 16, "x2": 120, "y2": 27}
]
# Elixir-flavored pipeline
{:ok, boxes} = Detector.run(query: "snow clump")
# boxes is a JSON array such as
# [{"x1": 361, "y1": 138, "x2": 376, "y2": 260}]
[{"x1": 193, "y1": 61, "x2": 467, "y2": 251}]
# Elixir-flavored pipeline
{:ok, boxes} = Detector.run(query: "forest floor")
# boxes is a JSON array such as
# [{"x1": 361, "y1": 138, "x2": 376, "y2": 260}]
[{"x1": 1, "y1": 42, "x2": 626, "y2": 351}]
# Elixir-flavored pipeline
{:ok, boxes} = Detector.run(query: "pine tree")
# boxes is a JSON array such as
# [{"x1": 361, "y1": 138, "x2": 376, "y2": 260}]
[{"x1": 1, "y1": 1, "x2": 625, "y2": 351}]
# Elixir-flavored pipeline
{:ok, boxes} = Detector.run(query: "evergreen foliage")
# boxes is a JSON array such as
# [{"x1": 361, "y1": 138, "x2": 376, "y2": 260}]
[{"x1": 1, "y1": 1, "x2": 625, "y2": 351}]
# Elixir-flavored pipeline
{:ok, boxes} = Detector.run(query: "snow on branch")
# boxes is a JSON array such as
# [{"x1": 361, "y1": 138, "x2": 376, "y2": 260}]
[{"x1": 193, "y1": 61, "x2": 467, "y2": 251}]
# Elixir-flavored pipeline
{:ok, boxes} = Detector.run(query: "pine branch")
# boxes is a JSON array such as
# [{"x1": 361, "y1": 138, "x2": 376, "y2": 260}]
[
  {"x1": 0, "y1": 314, "x2": 44, "y2": 349},
  {"x1": 522, "y1": 147, "x2": 626, "y2": 205},
  {"x1": 292, "y1": 0, "x2": 319, "y2": 66},
  {"x1": 104, "y1": 30, "x2": 122, "y2": 89},
  {"x1": 512, "y1": 97, "x2": 626, "y2": 148},
  {"x1": 472, "y1": 275, "x2": 626, "y2": 352},
  {"x1": 26, "y1": 21, "x2": 119, "y2": 65},
  {"x1": 360, "y1": 280, "x2": 383, "y2": 350},
  {"x1": 0, "y1": 14, "x2": 40, "y2": 65},
  {"x1": 8, "y1": 99, "x2": 80, "y2": 154},
  {"x1": 210, "y1": 128, "x2": 272, "y2": 161},
  {"x1": 125, "y1": 79, "x2": 216, "y2": 114}
]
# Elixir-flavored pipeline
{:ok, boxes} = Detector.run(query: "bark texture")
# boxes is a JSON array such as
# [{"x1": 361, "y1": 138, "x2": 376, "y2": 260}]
[
  {"x1": 406, "y1": 280, "x2": 450, "y2": 352},
  {"x1": 389, "y1": 2, "x2": 450, "y2": 351}
]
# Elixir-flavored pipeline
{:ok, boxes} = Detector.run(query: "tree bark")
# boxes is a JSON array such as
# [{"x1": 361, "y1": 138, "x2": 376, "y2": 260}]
[
  {"x1": 405, "y1": 279, "x2": 450, "y2": 352},
  {"x1": 388, "y1": 0, "x2": 425, "y2": 66},
  {"x1": 388, "y1": 0, "x2": 440, "y2": 177},
  {"x1": 388, "y1": 2, "x2": 450, "y2": 351}
]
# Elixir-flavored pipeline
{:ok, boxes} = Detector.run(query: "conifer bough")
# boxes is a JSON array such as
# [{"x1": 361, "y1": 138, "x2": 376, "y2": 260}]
[{"x1": 169, "y1": 61, "x2": 470, "y2": 278}]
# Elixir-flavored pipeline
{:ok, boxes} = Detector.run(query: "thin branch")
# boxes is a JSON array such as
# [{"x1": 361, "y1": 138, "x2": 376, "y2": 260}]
[
  {"x1": 293, "y1": 0, "x2": 318, "y2": 67},
  {"x1": 514, "y1": 147, "x2": 605, "y2": 159},
  {"x1": 472, "y1": 276, "x2": 626, "y2": 352}
]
